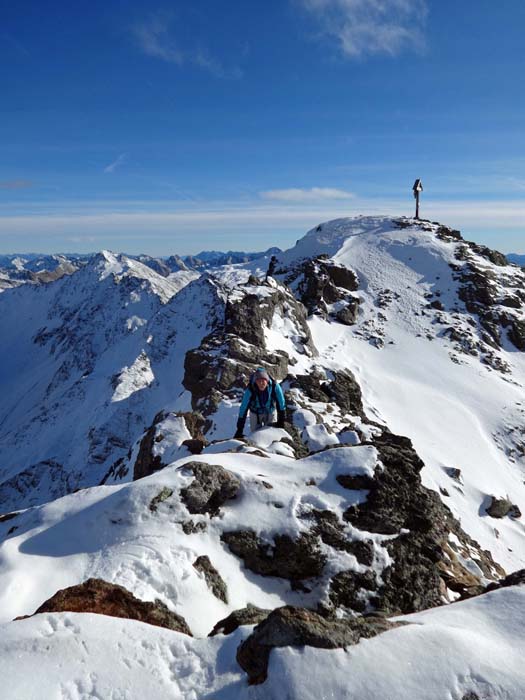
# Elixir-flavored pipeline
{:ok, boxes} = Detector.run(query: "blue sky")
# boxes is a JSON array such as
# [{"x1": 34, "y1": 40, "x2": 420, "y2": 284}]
[{"x1": 1, "y1": 0, "x2": 524, "y2": 255}]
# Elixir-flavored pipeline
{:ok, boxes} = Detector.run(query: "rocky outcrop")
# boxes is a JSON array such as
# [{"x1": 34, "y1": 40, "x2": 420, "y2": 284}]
[
  {"x1": 236, "y1": 605, "x2": 402, "y2": 684},
  {"x1": 486, "y1": 568, "x2": 525, "y2": 592},
  {"x1": 133, "y1": 411, "x2": 207, "y2": 480},
  {"x1": 17, "y1": 578, "x2": 192, "y2": 635},
  {"x1": 133, "y1": 411, "x2": 166, "y2": 480},
  {"x1": 193, "y1": 555, "x2": 228, "y2": 603},
  {"x1": 279, "y1": 256, "x2": 359, "y2": 317},
  {"x1": 289, "y1": 368, "x2": 364, "y2": 419},
  {"x1": 180, "y1": 462, "x2": 240, "y2": 516},
  {"x1": 208, "y1": 605, "x2": 271, "y2": 637},
  {"x1": 341, "y1": 430, "x2": 505, "y2": 613},
  {"x1": 221, "y1": 530, "x2": 325, "y2": 584},
  {"x1": 183, "y1": 278, "x2": 315, "y2": 420},
  {"x1": 149, "y1": 486, "x2": 173, "y2": 513}
]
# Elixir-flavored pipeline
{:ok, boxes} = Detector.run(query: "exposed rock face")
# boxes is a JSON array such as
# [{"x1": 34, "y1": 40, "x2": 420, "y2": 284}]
[
  {"x1": 133, "y1": 411, "x2": 166, "y2": 480},
  {"x1": 279, "y1": 256, "x2": 359, "y2": 317},
  {"x1": 486, "y1": 568, "x2": 525, "y2": 592},
  {"x1": 183, "y1": 278, "x2": 315, "y2": 420},
  {"x1": 18, "y1": 578, "x2": 192, "y2": 635},
  {"x1": 133, "y1": 411, "x2": 207, "y2": 480},
  {"x1": 485, "y1": 496, "x2": 522, "y2": 519},
  {"x1": 208, "y1": 605, "x2": 270, "y2": 637},
  {"x1": 236, "y1": 605, "x2": 402, "y2": 684},
  {"x1": 193, "y1": 555, "x2": 228, "y2": 603},
  {"x1": 290, "y1": 368, "x2": 364, "y2": 419},
  {"x1": 221, "y1": 530, "x2": 326, "y2": 583},
  {"x1": 180, "y1": 462, "x2": 240, "y2": 516},
  {"x1": 342, "y1": 430, "x2": 504, "y2": 613}
]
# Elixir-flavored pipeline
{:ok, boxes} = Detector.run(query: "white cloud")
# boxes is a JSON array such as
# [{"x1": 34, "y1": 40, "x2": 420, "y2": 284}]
[
  {"x1": 298, "y1": 0, "x2": 428, "y2": 58},
  {"x1": 131, "y1": 14, "x2": 242, "y2": 79},
  {"x1": 104, "y1": 153, "x2": 127, "y2": 174},
  {"x1": 260, "y1": 187, "x2": 356, "y2": 202}
]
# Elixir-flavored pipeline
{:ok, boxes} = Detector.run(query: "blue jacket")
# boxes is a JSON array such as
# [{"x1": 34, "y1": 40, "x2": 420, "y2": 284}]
[{"x1": 238, "y1": 378, "x2": 286, "y2": 419}]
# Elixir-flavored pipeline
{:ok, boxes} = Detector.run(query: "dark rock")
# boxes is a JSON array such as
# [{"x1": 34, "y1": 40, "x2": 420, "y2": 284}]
[
  {"x1": 429, "y1": 300, "x2": 445, "y2": 310},
  {"x1": 486, "y1": 568, "x2": 525, "y2": 592},
  {"x1": 17, "y1": 578, "x2": 192, "y2": 635},
  {"x1": 485, "y1": 496, "x2": 521, "y2": 519},
  {"x1": 291, "y1": 369, "x2": 364, "y2": 419},
  {"x1": 336, "y1": 473, "x2": 375, "y2": 490},
  {"x1": 133, "y1": 411, "x2": 168, "y2": 481},
  {"x1": 462, "y1": 693, "x2": 480, "y2": 700},
  {"x1": 236, "y1": 605, "x2": 402, "y2": 684},
  {"x1": 193, "y1": 555, "x2": 228, "y2": 603},
  {"x1": 500, "y1": 296, "x2": 521, "y2": 309},
  {"x1": 182, "y1": 438, "x2": 205, "y2": 454},
  {"x1": 508, "y1": 319, "x2": 525, "y2": 350},
  {"x1": 221, "y1": 530, "x2": 325, "y2": 582},
  {"x1": 445, "y1": 467, "x2": 463, "y2": 483},
  {"x1": 181, "y1": 519, "x2": 208, "y2": 535},
  {"x1": 311, "y1": 510, "x2": 374, "y2": 565},
  {"x1": 209, "y1": 604, "x2": 270, "y2": 637},
  {"x1": 0, "y1": 511, "x2": 20, "y2": 523},
  {"x1": 180, "y1": 462, "x2": 240, "y2": 517},
  {"x1": 149, "y1": 486, "x2": 173, "y2": 512},
  {"x1": 329, "y1": 569, "x2": 378, "y2": 612},
  {"x1": 343, "y1": 430, "x2": 504, "y2": 613},
  {"x1": 335, "y1": 300, "x2": 360, "y2": 325}
]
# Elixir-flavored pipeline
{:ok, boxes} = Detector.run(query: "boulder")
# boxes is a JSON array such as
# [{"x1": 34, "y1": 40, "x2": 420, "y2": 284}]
[
  {"x1": 180, "y1": 462, "x2": 240, "y2": 516},
  {"x1": 209, "y1": 604, "x2": 270, "y2": 637},
  {"x1": 485, "y1": 496, "x2": 521, "y2": 519},
  {"x1": 16, "y1": 578, "x2": 192, "y2": 635},
  {"x1": 236, "y1": 605, "x2": 402, "y2": 684},
  {"x1": 193, "y1": 555, "x2": 228, "y2": 603},
  {"x1": 221, "y1": 530, "x2": 325, "y2": 583}
]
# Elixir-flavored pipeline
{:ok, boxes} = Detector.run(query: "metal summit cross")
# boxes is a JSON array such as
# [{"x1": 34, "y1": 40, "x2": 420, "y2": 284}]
[{"x1": 413, "y1": 179, "x2": 423, "y2": 219}]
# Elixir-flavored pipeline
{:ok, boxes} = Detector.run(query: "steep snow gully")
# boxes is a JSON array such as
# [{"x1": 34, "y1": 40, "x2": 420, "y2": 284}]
[{"x1": 0, "y1": 216, "x2": 524, "y2": 698}]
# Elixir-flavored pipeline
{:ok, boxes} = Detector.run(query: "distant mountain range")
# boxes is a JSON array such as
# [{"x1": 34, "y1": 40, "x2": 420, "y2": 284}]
[
  {"x1": 0, "y1": 247, "x2": 282, "y2": 291},
  {"x1": 507, "y1": 253, "x2": 525, "y2": 266}
]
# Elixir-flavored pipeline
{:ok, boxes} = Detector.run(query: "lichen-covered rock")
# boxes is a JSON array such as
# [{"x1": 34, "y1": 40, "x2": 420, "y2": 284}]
[
  {"x1": 221, "y1": 530, "x2": 325, "y2": 582},
  {"x1": 208, "y1": 604, "x2": 270, "y2": 637},
  {"x1": 17, "y1": 578, "x2": 192, "y2": 635},
  {"x1": 236, "y1": 605, "x2": 402, "y2": 684},
  {"x1": 180, "y1": 462, "x2": 240, "y2": 516},
  {"x1": 193, "y1": 555, "x2": 228, "y2": 603},
  {"x1": 149, "y1": 486, "x2": 173, "y2": 513}
]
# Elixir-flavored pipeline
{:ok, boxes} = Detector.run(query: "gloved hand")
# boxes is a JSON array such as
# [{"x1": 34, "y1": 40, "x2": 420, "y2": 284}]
[
  {"x1": 276, "y1": 410, "x2": 286, "y2": 429},
  {"x1": 234, "y1": 417, "x2": 245, "y2": 439}
]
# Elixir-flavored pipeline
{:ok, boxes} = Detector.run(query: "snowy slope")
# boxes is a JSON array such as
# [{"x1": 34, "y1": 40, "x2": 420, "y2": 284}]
[
  {"x1": 276, "y1": 217, "x2": 525, "y2": 572},
  {"x1": 0, "y1": 252, "x2": 203, "y2": 509},
  {"x1": 0, "y1": 217, "x2": 524, "y2": 699}
]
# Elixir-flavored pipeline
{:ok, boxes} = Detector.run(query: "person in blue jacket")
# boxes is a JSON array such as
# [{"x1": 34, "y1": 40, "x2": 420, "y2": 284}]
[{"x1": 234, "y1": 367, "x2": 286, "y2": 439}]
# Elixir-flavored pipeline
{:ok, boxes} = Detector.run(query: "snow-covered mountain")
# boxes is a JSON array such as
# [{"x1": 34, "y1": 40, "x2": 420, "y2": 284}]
[{"x1": 0, "y1": 217, "x2": 524, "y2": 699}]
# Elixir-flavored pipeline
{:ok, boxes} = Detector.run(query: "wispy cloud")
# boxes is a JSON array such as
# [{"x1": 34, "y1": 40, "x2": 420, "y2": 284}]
[
  {"x1": 297, "y1": 0, "x2": 428, "y2": 58},
  {"x1": 131, "y1": 13, "x2": 242, "y2": 79},
  {"x1": 0, "y1": 179, "x2": 33, "y2": 189},
  {"x1": 104, "y1": 153, "x2": 128, "y2": 174},
  {"x1": 260, "y1": 187, "x2": 356, "y2": 202}
]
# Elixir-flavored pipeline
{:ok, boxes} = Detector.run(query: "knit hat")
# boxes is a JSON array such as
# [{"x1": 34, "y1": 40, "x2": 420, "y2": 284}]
[{"x1": 254, "y1": 367, "x2": 269, "y2": 381}]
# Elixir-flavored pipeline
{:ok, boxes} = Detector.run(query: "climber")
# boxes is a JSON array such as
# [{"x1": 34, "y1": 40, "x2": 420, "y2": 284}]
[{"x1": 234, "y1": 367, "x2": 286, "y2": 439}]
